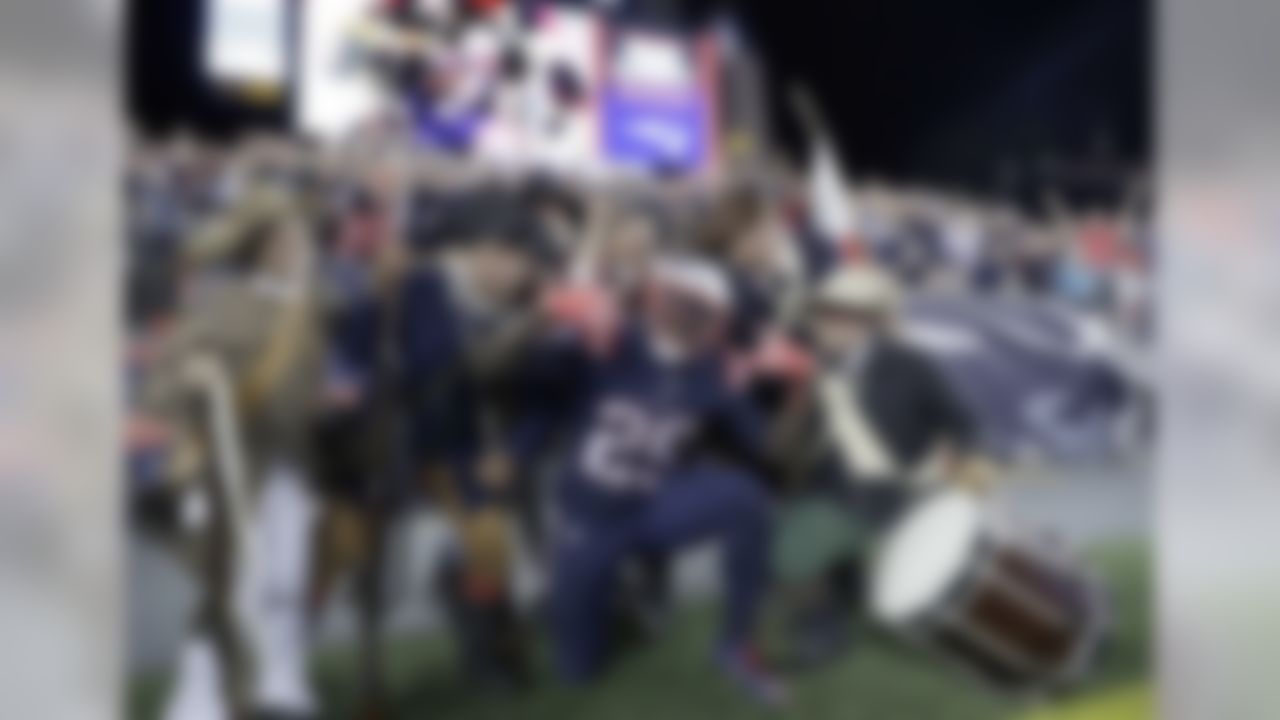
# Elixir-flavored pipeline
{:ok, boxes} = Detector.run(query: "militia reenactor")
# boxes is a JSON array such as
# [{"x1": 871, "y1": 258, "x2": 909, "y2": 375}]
[{"x1": 129, "y1": 186, "x2": 326, "y2": 719}]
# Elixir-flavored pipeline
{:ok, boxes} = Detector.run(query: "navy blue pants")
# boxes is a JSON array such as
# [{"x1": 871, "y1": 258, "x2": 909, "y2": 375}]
[{"x1": 551, "y1": 463, "x2": 772, "y2": 681}]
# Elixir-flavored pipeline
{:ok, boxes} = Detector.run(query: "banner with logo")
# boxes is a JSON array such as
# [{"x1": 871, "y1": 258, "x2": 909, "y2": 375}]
[{"x1": 598, "y1": 28, "x2": 719, "y2": 175}]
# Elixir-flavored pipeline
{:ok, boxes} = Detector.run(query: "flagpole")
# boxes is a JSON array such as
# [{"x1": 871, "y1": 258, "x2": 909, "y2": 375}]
[{"x1": 789, "y1": 82, "x2": 831, "y2": 148}]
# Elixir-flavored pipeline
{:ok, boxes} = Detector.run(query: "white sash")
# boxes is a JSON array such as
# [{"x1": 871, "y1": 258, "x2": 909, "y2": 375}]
[
  {"x1": 817, "y1": 367, "x2": 899, "y2": 484},
  {"x1": 818, "y1": 364, "x2": 947, "y2": 489}
]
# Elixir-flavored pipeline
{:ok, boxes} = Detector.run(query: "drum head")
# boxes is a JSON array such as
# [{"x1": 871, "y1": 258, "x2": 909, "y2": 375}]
[{"x1": 871, "y1": 490, "x2": 982, "y2": 625}]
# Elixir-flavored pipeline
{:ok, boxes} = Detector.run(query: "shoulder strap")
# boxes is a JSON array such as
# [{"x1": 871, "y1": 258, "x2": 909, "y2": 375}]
[{"x1": 817, "y1": 369, "x2": 899, "y2": 483}]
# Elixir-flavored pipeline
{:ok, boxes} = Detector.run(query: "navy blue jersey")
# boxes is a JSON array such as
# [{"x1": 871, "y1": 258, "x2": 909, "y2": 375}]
[
  {"x1": 514, "y1": 324, "x2": 768, "y2": 520},
  {"x1": 397, "y1": 265, "x2": 504, "y2": 481},
  {"x1": 324, "y1": 255, "x2": 384, "y2": 393}
]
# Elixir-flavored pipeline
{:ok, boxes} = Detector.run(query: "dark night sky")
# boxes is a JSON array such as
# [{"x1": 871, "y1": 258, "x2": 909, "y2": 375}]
[
  {"x1": 126, "y1": 0, "x2": 1149, "y2": 203},
  {"x1": 734, "y1": 0, "x2": 1149, "y2": 201}
]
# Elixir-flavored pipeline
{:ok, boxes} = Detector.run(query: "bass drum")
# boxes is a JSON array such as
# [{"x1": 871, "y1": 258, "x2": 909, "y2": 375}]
[{"x1": 869, "y1": 489, "x2": 1109, "y2": 691}]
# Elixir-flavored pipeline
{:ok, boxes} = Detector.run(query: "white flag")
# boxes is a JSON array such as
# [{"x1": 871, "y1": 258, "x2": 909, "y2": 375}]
[
  {"x1": 809, "y1": 135, "x2": 857, "y2": 242},
  {"x1": 794, "y1": 85, "x2": 858, "y2": 246}
]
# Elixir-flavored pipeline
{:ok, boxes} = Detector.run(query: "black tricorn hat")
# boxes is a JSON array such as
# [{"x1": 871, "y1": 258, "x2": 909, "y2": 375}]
[{"x1": 436, "y1": 188, "x2": 559, "y2": 266}]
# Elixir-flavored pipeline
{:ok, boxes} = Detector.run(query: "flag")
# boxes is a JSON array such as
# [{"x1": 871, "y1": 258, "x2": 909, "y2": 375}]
[
  {"x1": 901, "y1": 294, "x2": 1143, "y2": 461},
  {"x1": 797, "y1": 89, "x2": 862, "y2": 260},
  {"x1": 809, "y1": 135, "x2": 855, "y2": 240}
]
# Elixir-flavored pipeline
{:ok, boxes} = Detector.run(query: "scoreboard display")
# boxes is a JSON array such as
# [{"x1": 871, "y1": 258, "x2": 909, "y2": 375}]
[{"x1": 292, "y1": 0, "x2": 724, "y2": 179}]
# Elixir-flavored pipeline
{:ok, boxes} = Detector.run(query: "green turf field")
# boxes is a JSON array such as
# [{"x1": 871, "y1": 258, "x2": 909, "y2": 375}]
[{"x1": 129, "y1": 542, "x2": 1149, "y2": 720}]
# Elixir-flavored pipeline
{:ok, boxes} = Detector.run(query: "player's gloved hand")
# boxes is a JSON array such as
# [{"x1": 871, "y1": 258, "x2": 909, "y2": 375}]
[
  {"x1": 751, "y1": 332, "x2": 815, "y2": 384},
  {"x1": 539, "y1": 281, "x2": 619, "y2": 355}
]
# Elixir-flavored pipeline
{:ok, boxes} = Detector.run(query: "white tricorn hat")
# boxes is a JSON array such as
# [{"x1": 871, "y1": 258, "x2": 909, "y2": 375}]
[
  {"x1": 651, "y1": 255, "x2": 733, "y2": 311},
  {"x1": 812, "y1": 264, "x2": 901, "y2": 316}
]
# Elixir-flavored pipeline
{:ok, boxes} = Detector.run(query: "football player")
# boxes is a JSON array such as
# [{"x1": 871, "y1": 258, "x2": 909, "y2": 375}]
[{"x1": 523, "y1": 255, "x2": 789, "y2": 706}]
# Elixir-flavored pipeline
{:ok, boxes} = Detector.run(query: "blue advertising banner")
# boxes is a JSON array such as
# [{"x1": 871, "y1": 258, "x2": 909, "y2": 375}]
[
  {"x1": 600, "y1": 89, "x2": 709, "y2": 170},
  {"x1": 598, "y1": 29, "x2": 718, "y2": 174}
]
